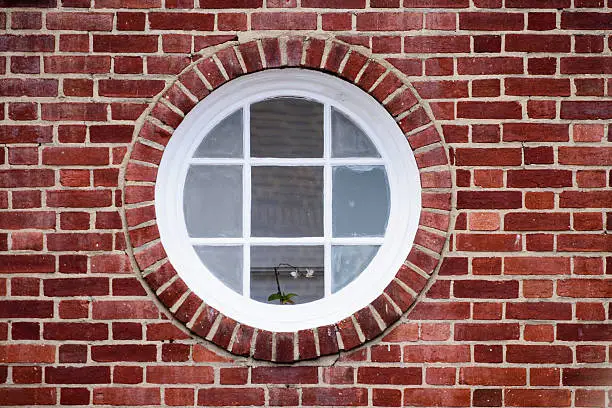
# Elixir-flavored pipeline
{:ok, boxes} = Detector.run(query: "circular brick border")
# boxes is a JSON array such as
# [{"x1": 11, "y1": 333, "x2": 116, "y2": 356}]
[{"x1": 123, "y1": 36, "x2": 452, "y2": 362}]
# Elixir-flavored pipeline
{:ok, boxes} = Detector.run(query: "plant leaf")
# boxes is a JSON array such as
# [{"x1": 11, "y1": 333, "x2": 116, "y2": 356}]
[{"x1": 268, "y1": 293, "x2": 282, "y2": 301}]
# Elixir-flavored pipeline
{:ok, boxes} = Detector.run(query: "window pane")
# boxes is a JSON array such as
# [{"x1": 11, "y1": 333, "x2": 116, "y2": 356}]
[
  {"x1": 333, "y1": 166, "x2": 389, "y2": 237},
  {"x1": 331, "y1": 108, "x2": 380, "y2": 158},
  {"x1": 251, "y1": 166, "x2": 323, "y2": 237},
  {"x1": 193, "y1": 109, "x2": 243, "y2": 158},
  {"x1": 184, "y1": 165, "x2": 242, "y2": 237},
  {"x1": 332, "y1": 245, "x2": 379, "y2": 293},
  {"x1": 250, "y1": 97, "x2": 323, "y2": 158},
  {"x1": 250, "y1": 246, "x2": 324, "y2": 305},
  {"x1": 194, "y1": 245, "x2": 243, "y2": 294}
]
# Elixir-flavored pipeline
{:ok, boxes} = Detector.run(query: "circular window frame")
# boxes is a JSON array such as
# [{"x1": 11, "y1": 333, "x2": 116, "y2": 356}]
[
  {"x1": 156, "y1": 69, "x2": 421, "y2": 333},
  {"x1": 124, "y1": 36, "x2": 453, "y2": 362}
]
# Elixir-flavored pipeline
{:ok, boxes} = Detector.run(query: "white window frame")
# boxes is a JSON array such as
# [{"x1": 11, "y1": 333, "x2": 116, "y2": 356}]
[{"x1": 156, "y1": 69, "x2": 421, "y2": 332}]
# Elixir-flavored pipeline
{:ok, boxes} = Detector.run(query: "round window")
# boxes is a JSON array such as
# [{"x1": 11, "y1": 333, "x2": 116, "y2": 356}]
[{"x1": 156, "y1": 69, "x2": 421, "y2": 332}]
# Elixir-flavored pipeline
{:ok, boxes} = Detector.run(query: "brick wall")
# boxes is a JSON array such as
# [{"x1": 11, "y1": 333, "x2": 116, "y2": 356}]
[{"x1": 0, "y1": 0, "x2": 611, "y2": 407}]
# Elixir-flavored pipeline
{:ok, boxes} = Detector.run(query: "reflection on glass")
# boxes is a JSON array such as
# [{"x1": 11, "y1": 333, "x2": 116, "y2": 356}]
[
  {"x1": 250, "y1": 246, "x2": 324, "y2": 304},
  {"x1": 184, "y1": 165, "x2": 242, "y2": 237},
  {"x1": 332, "y1": 245, "x2": 379, "y2": 293},
  {"x1": 331, "y1": 108, "x2": 380, "y2": 158},
  {"x1": 250, "y1": 97, "x2": 323, "y2": 158},
  {"x1": 193, "y1": 109, "x2": 243, "y2": 158},
  {"x1": 251, "y1": 166, "x2": 323, "y2": 237},
  {"x1": 194, "y1": 246, "x2": 243, "y2": 294},
  {"x1": 333, "y1": 165, "x2": 390, "y2": 237}
]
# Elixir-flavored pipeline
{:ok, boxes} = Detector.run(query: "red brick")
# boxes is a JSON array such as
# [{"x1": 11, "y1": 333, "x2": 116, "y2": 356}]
[
  {"x1": 93, "y1": 35, "x2": 158, "y2": 53},
  {"x1": 460, "y1": 12, "x2": 523, "y2": 30},
  {"x1": 455, "y1": 323, "x2": 519, "y2": 340},
  {"x1": 0, "y1": 388, "x2": 56, "y2": 406},
  {"x1": 458, "y1": 57, "x2": 523, "y2": 74},
  {"x1": 457, "y1": 101, "x2": 522, "y2": 119},
  {"x1": 0, "y1": 35, "x2": 54, "y2": 52},
  {"x1": 0, "y1": 344, "x2": 54, "y2": 363},
  {"x1": 561, "y1": 12, "x2": 612, "y2": 29},
  {"x1": 252, "y1": 12, "x2": 316, "y2": 30},
  {"x1": 563, "y1": 368, "x2": 612, "y2": 386},
  {"x1": 92, "y1": 344, "x2": 156, "y2": 362},
  {"x1": 302, "y1": 387, "x2": 368, "y2": 406},
  {"x1": 404, "y1": 345, "x2": 470, "y2": 363},
  {"x1": 404, "y1": 36, "x2": 470, "y2": 53},
  {"x1": 45, "y1": 55, "x2": 110, "y2": 73},
  {"x1": 358, "y1": 367, "x2": 421, "y2": 385},
  {"x1": 575, "y1": 389, "x2": 605, "y2": 407},
  {"x1": 147, "y1": 366, "x2": 214, "y2": 384},
  {"x1": 200, "y1": 0, "x2": 262, "y2": 6},
  {"x1": 92, "y1": 300, "x2": 158, "y2": 320},
  {"x1": 357, "y1": 12, "x2": 421, "y2": 31},
  {"x1": 561, "y1": 101, "x2": 612, "y2": 119},
  {"x1": 460, "y1": 367, "x2": 526, "y2": 386},
  {"x1": 505, "y1": 78, "x2": 570, "y2": 96},
  {"x1": 454, "y1": 280, "x2": 518, "y2": 298},
  {"x1": 505, "y1": 389, "x2": 570, "y2": 407},
  {"x1": 0, "y1": 300, "x2": 53, "y2": 318},
  {"x1": 506, "y1": 34, "x2": 570, "y2": 52},
  {"x1": 93, "y1": 387, "x2": 160, "y2": 406},
  {"x1": 252, "y1": 366, "x2": 317, "y2": 384},
  {"x1": 10, "y1": 56, "x2": 40, "y2": 74},
  {"x1": 198, "y1": 388, "x2": 265, "y2": 406},
  {"x1": 505, "y1": 257, "x2": 570, "y2": 275},
  {"x1": 47, "y1": 12, "x2": 113, "y2": 31},
  {"x1": 455, "y1": 148, "x2": 520, "y2": 166},
  {"x1": 507, "y1": 170, "x2": 572, "y2": 188},
  {"x1": 505, "y1": 212, "x2": 570, "y2": 231},
  {"x1": 473, "y1": 389, "x2": 502, "y2": 407},
  {"x1": 507, "y1": 345, "x2": 572, "y2": 364},
  {"x1": 47, "y1": 366, "x2": 110, "y2": 384},
  {"x1": 269, "y1": 388, "x2": 299, "y2": 406},
  {"x1": 11, "y1": 12, "x2": 42, "y2": 29},
  {"x1": 558, "y1": 234, "x2": 612, "y2": 252},
  {"x1": 506, "y1": 302, "x2": 572, "y2": 320},
  {"x1": 426, "y1": 367, "x2": 456, "y2": 386},
  {"x1": 561, "y1": 57, "x2": 612, "y2": 74},
  {"x1": 528, "y1": 12, "x2": 556, "y2": 30},
  {"x1": 559, "y1": 147, "x2": 612, "y2": 166},
  {"x1": 42, "y1": 102, "x2": 107, "y2": 121},
  {"x1": 404, "y1": 389, "x2": 471, "y2": 407},
  {"x1": 215, "y1": 369, "x2": 246, "y2": 388}
]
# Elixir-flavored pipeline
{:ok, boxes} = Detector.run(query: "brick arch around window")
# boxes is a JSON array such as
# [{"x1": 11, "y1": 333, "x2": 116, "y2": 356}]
[{"x1": 123, "y1": 35, "x2": 453, "y2": 362}]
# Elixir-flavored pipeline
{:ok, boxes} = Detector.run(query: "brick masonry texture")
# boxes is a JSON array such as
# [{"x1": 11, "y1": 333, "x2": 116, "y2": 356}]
[{"x1": 0, "y1": 1, "x2": 610, "y2": 407}]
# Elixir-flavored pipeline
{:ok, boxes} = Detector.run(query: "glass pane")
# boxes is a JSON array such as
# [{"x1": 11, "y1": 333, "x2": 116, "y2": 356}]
[
  {"x1": 333, "y1": 166, "x2": 389, "y2": 237},
  {"x1": 250, "y1": 246, "x2": 324, "y2": 305},
  {"x1": 184, "y1": 165, "x2": 242, "y2": 237},
  {"x1": 250, "y1": 97, "x2": 323, "y2": 158},
  {"x1": 193, "y1": 109, "x2": 243, "y2": 158},
  {"x1": 194, "y1": 246, "x2": 243, "y2": 294},
  {"x1": 332, "y1": 245, "x2": 379, "y2": 293},
  {"x1": 251, "y1": 166, "x2": 323, "y2": 237},
  {"x1": 331, "y1": 108, "x2": 380, "y2": 158}
]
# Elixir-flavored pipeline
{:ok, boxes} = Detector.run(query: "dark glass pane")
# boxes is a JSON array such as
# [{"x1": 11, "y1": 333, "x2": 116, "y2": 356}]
[
  {"x1": 331, "y1": 108, "x2": 380, "y2": 158},
  {"x1": 193, "y1": 109, "x2": 243, "y2": 158},
  {"x1": 184, "y1": 165, "x2": 242, "y2": 237},
  {"x1": 250, "y1": 246, "x2": 324, "y2": 305},
  {"x1": 332, "y1": 166, "x2": 389, "y2": 237},
  {"x1": 250, "y1": 97, "x2": 323, "y2": 158},
  {"x1": 251, "y1": 166, "x2": 323, "y2": 237},
  {"x1": 194, "y1": 246, "x2": 243, "y2": 294}
]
